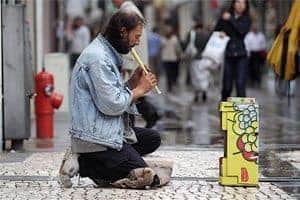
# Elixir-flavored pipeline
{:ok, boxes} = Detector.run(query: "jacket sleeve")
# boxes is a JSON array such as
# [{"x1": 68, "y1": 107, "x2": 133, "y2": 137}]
[
  {"x1": 214, "y1": 18, "x2": 224, "y2": 31},
  {"x1": 87, "y1": 59, "x2": 133, "y2": 116},
  {"x1": 228, "y1": 16, "x2": 251, "y2": 37}
]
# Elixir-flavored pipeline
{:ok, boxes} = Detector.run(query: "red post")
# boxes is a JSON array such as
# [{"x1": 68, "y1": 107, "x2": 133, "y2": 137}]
[{"x1": 34, "y1": 68, "x2": 63, "y2": 139}]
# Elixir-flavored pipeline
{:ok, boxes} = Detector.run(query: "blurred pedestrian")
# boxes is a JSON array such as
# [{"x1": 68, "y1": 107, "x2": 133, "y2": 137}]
[
  {"x1": 59, "y1": 11, "x2": 161, "y2": 188},
  {"x1": 215, "y1": 0, "x2": 251, "y2": 101},
  {"x1": 148, "y1": 27, "x2": 162, "y2": 78},
  {"x1": 161, "y1": 25, "x2": 181, "y2": 93},
  {"x1": 184, "y1": 23, "x2": 211, "y2": 102},
  {"x1": 244, "y1": 24, "x2": 267, "y2": 87},
  {"x1": 67, "y1": 16, "x2": 91, "y2": 70}
]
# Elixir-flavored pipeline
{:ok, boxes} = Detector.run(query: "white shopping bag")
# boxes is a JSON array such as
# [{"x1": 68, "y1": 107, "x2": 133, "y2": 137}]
[
  {"x1": 201, "y1": 32, "x2": 230, "y2": 64},
  {"x1": 190, "y1": 58, "x2": 215, "y2": 91}
]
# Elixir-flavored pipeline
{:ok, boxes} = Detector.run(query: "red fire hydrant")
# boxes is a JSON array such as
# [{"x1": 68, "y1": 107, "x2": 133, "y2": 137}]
[{"x1": 34, "y1": 68, "x2": 63, "y2": 139}]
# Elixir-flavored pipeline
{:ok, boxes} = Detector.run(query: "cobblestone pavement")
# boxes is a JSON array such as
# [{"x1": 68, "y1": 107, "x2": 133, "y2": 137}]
[
  {"x1": 0, "y1": 179, "x2": 293, "y2": 200},
  {"x1": 0, "y1": 150, "x2": 296, "y2": 200}
]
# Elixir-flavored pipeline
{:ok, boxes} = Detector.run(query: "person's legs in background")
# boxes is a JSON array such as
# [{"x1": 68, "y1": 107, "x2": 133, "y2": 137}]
[
  {"x1": 164, "y1": 61, "x2": 180, "y2": 93},
  {"x1": 256, "y1": 52, "x2": 265, "y2": 86},
  {"x1": 252, "y1": 52, "x2": 261, "y2": 87},
  {"x1": 186, "y1": 68, "x2": 191, "y2": 86},
  {"x1": 172, "y1": 61, "x2": 179, "y2": 89},
  {"x1": 198, "y1": 59, "x2": 215, "y2": 102},
  {"x1": 249, "y1": 52, "x2": 255, "y2": 85},
  {"x1": 221, "y1": 58, "x2": 235, "y2": 101},
  {"x1": 150, "y1": 55, "x2": 161, "y2": 79},
  {"x1": 235, "y1": 57, "x2": 249, "y2": 97},
  {"x1": 164, "y1": 62, "x2": 173, "y2": 92},
  {"x1": 136, "y1": 97, "x2": 160, "y2": 128}
]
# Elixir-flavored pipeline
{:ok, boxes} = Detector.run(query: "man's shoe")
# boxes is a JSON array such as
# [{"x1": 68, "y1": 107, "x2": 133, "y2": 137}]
[
  {"x1": 59, "y1": 148, "x2": 79, "y2": 188},
  {"x1": 151, "y1": 175, "x2": 161, "y2": 187},
  {"x1": 90, "y1": 177, "x2": 111, "y2": 188}
]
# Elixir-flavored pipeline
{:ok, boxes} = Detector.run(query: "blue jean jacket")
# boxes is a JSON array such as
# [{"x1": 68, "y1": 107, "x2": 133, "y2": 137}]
[{"x1": 69, "y1": 35, "x2": 138, "y2": 150}]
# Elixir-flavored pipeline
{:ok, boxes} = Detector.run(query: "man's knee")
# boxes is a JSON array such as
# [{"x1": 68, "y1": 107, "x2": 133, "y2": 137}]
[{"x1": 134, "y1": 127, "x2": 161, "y2": 154}]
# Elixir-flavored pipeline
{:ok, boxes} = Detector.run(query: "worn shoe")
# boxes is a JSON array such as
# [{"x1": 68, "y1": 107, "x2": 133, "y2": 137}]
[
  {"x1": 90, "y1": 177, "x2": 111, "y2": 188},
  {"x1": 111, "y1": 167, "x2": 157, "y2": 189},
  {"x1": 59, "y1": 148, "x2": 79, "y2": 188}
]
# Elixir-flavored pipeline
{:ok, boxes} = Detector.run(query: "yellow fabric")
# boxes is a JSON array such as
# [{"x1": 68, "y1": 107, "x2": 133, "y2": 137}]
[{"x1": 267, "y1": 0, "x2": 300, "y2": 80}]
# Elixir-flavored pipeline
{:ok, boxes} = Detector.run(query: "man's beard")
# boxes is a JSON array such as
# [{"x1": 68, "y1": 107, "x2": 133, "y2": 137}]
[
  {"x1": 117, "y1": 41, "x2": 132, "y2": 54},
  {"x1": 107, "y1": 36, "x2": 133, "y2": 54}
]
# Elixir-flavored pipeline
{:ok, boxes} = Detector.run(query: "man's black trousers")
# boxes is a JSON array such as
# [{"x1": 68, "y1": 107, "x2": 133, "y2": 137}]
[{"x1": 78, "y1": 127, "x2": 161, "y2": 182}]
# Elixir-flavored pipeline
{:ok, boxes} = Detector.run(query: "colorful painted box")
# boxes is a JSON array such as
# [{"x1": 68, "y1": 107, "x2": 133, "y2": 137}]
[{"x1": 219, "y1": 97, "x2": 259, "y2": 186}]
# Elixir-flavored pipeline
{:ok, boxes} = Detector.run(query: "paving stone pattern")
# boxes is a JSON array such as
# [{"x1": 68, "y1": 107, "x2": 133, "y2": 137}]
[{"x1": 0, "y1": 150, "x2": 296, "y2": 199}]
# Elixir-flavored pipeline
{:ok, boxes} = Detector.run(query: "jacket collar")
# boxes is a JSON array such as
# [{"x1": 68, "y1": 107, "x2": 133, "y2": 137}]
[{"x1": 97, "y1": 34, "x2": 123, "y2": 67}]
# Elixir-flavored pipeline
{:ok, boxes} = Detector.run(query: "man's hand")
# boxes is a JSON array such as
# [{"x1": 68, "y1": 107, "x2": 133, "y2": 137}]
[
  {"x1": 138, "y1": 72, "x2": 157, "y2": 93},
  {"x1": 131, "y1": 71, "x2": 157, "y2": 101},
  {"x1": 219, "y1": 31, "x2": 227, "y2": 38},
  {"x1": 127, "y1": 65, "x2": 152, "y2": 89},
  {"x1": 222, "y1": 12, "x2": 231, "y2": 20},
  {"x1": 127, "y1": 67, "x2": 143, "y2": 89}
]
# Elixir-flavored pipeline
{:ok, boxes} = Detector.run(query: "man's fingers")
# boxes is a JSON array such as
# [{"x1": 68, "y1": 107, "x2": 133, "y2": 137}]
[
  {"x1": 146, "y1": 73, "x2": 157, "y2": 87},
  {"x1": 151, "y1": 80, "x2": 157, "y2": 86},
  {"x1": 144, "y1": 65, "x2": 151, "y2": 71},
  {"x1": 137, "y1": 65, "x2": 148, "y2": 72},
  {"x1": 148, "y1": 72, "x2": 155, "y2": 78},
  {"x1": 142, "y1": 70, "x2": 148, "y2": 76},
  {"x1": 145, "y1": 73, "x2": 157, "y2": 86},
  {"x1": 134, "y1": 67, "x2": 144, "y2": 75},
  {"x1": 146, "y1": 73, "x2": 157, "y2": 81}
]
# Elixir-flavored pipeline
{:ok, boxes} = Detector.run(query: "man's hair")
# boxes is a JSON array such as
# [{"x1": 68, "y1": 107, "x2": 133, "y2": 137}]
[{"x1": 103, "y1": 11, "x2": 145, "y2": 39}]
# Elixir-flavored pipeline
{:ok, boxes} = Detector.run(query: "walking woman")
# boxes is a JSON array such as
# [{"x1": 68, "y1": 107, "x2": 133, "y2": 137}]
[
  {"x1": 215, "y1": 0, "x2": 251, "y2": 101},
  {"x1": 161, "y1": 25, "x2": 181, "y2": 93}
]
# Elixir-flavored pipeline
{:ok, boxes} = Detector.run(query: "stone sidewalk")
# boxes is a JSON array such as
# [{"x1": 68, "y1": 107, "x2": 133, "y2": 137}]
[{"x1": 0, "y1": 148, "x2": 296, "y2": 200}]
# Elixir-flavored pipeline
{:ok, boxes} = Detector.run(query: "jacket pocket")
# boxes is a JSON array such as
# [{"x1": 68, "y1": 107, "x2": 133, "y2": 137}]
[{"x1": 94, "y1": 111, "x2": 122, "y2": 140}]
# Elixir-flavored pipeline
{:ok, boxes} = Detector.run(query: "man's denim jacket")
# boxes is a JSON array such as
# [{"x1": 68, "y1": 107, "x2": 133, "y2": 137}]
[{"x1": 69, "y1": 35, "x2": 138, "y2": 151}]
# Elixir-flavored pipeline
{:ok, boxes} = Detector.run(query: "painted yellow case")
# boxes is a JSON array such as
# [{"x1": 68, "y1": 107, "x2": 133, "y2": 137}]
[{"x1": 219, "y1": 97, "x2": 259, "y2": 186}]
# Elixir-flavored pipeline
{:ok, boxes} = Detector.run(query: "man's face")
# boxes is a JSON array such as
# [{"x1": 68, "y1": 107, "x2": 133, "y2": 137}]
[
  {"x1": 128, "y1": 24, "x2": 143, "y2": 48},
  {"x1": 119, "y1": 24, "x2": 143, "y2": 54}
]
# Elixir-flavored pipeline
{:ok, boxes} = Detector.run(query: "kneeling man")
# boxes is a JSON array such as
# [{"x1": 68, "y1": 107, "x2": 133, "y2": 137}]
[{"x1": 59, "y1": 11, "x2": 161, "y2": 188}]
